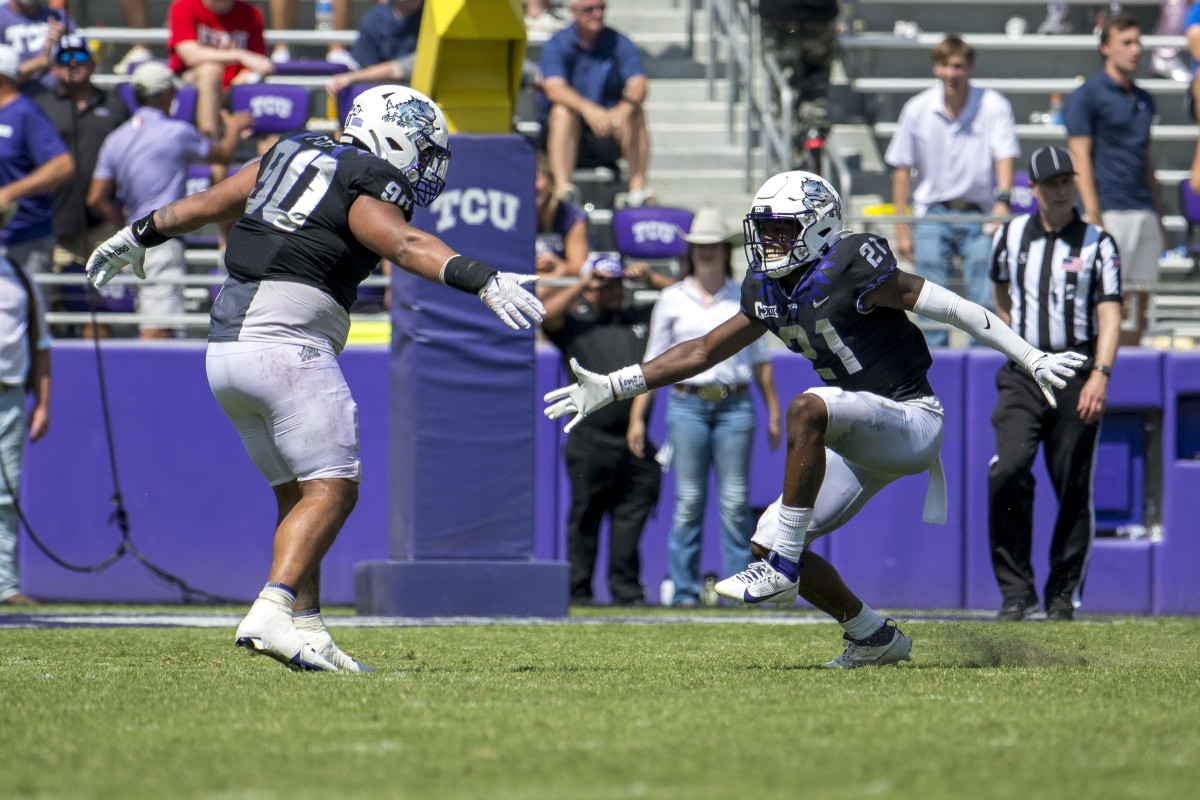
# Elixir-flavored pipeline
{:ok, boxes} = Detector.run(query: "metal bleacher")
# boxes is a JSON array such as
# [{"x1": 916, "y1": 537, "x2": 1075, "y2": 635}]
[{"x1": 836, "y1": 0, "x2": 1200, "y2": 345}]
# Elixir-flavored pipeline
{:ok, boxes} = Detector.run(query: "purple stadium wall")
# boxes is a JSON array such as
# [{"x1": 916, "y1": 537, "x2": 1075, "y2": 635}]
[{"x1": 18, "y1": 343, "x2": 1200, "y2": 613}]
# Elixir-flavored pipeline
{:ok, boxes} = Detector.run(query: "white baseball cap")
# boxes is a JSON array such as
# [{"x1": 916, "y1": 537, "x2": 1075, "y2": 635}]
[
  {"x1": 0, "y1": 45, "x2": 19, "y2": 80},
  {"x1": 131, "y1": 61, "x2": 182, "y2": 95}
]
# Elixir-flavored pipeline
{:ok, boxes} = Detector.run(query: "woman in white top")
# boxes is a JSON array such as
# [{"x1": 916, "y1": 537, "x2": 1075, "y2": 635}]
[{"x1": 628, "y1": 208, "x2": 782, "y2": 606}]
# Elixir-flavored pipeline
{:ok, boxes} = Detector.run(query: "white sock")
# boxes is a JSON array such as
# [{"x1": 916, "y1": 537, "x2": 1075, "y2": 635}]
[
  {"x1": 256, "y1": 583, "x2": 297, "y2": 616},
  {"x1": 293, "y1": 609, "x2": 326, "y2": 634},
  {"x1": 771, "y1": 505, "x2": 812, "y2": 565},
  {"x1": 842, "y1": 604, "x2": 885, "y2": 642}
]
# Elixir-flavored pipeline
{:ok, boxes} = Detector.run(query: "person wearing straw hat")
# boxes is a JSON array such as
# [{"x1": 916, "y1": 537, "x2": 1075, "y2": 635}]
[{"x1": 628, "y1": 208, "x2": 782, "y2": 606}]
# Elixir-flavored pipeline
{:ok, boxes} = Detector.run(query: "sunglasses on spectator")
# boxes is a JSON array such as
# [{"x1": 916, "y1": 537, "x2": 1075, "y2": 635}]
[
  {"x1": 577, "y1": 3, "x2": 605, "y2": 14},
  {"x1": 55, "y1": 50, "x2": 91, "y2": 65}
]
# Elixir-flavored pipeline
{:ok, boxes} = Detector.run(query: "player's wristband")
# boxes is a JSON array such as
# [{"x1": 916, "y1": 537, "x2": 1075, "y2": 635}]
[
  {"x1": 441, "y1": 255, "x2": 497, "y2": 294},
  {"x1": 130, "y1": 212, "x2": 172, "y2": 248},
  {"x1": 610, "y1": 365, "x2": 647, "y2": 400}
]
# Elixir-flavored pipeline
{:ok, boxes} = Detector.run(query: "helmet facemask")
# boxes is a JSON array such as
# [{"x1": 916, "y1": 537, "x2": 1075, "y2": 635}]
[{"x1": 407, "y1": 132, "x2": 451, "y2": 207}]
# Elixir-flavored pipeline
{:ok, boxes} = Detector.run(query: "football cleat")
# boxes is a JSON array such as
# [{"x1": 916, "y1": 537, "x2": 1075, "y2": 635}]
[
  {"x1": 822, "y1": 619, "x2": 912, "y2": 669},
  {"x1": 235, "y1": 606, "x2": 337, "y2": 672},
  {"x1": 304, "y1": 626, "x2": 376, "y2": 672},
  {"x1": 715, "y1": 557, "x2": 800, "y2": 606}
]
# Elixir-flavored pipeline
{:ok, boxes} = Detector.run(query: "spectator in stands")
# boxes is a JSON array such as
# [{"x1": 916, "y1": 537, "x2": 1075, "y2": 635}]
[
  {"x1": 268, "y1": 0, "x2": 355, "y2": 66},
  {"x1": 1190, "y1": 128, "x2": 1200, "y2": 193},
  {"x1": 167, "y1": 0, "x2": 272, "y2": 141},
  {"x1": 1038, "y1": 3, "x2": 1073, "y2": 35},
  {"x1": 112, "y1": 0, "x2": 155, "y2": 75},
  {"x1": 0, "y1": 0, "x2": 67, "y2": 96},
  {"x1": 628, "y1": 207, "x2": 782, "y2": 607},
  {"x1": 325, "y1": 0, "x2": 423, "y2": 97},
  {"x1": 885, "y1": 35, "x2": 1019, "y2": 347},
  {"x1": 1064, "y1": 12, "x2": 1164, "y2": 346},
  {"x1": 1151, "y1": 1, "x2": 1190, "y2": 81},
  {"x1": 534, "y1": 151, "x2": 588, "y2": 300},
  {"x1": 988, "y1": 145, "x2": 1122, "y2": 622},
  {"x1": 542, "y1": 253, "x2": 661, "y2": 606},
  {"x1": 1183, "y1": 1, "x2": 1200, "y2": 116},
  {"x1": 757, "y1": 0, "x2": 840, "y2": 154},
  {"x1": 35, "y1": 35, "x2": 130, "y2": 281},
  {"x1": 0, "y1": 44, "x2": 73, "y2": 292},
  {"x1": 0, "y1": 249, "x2": 51, "y2": 607},
  {"x1": 525, "y1": 0, "x2": 569, "y2": 36},
  {"x1": 87, "y1": 62, "x2": 251, "y2": 339},
  {"x1": 539, "y1": 0, "x2": 651, "y2": 207}
]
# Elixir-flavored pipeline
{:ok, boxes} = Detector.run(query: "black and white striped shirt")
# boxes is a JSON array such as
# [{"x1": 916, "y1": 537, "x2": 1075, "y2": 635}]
[{"x1": 990, "y1": 211, "x2": 1123, "y2": 353}]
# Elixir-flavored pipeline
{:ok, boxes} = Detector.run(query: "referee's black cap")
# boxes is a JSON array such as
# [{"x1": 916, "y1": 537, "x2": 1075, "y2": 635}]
[{"x1": 1029, "y1": 146, "x2": 1075, "y2": 183}]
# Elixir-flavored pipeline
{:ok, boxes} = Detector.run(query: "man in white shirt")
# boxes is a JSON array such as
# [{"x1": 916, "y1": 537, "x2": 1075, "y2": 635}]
[{"x1": 885, "y1": 35, "x2": 1020, "y2": 346}]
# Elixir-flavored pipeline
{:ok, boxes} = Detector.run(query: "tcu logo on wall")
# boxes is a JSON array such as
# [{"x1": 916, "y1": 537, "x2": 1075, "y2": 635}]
[
  {"x1": 249, "y1": 95, "x2": 295, "y2": 119},
  {"x1": 429, "y1": 188, "x2": 521, "y2": 234},
  {"x1": 631, "y1": 219, "x2": 679, "y2": 246}
]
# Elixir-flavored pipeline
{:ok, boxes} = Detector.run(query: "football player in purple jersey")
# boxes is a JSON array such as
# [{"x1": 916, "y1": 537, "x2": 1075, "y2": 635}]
[
  {"x1": 546, "y1": 170, "x2": 1083, "y2": 668},
  {"x1": 86, "y1": 86, "x2": 543, "y2": 672}
]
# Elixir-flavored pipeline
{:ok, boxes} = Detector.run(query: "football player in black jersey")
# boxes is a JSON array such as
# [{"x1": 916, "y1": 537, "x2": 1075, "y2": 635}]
[
  {"x1": 546, "y1": 170, "x2": 1084, "y2": 668},
  {"x1": 86, "y1": 86, "x2": 544, "y2": 672}
]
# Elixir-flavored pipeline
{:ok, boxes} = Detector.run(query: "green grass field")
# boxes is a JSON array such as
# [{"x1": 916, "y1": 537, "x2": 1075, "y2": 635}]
[{"x1": 2, "y1": 607, "x2": 1198, "y2": 799}]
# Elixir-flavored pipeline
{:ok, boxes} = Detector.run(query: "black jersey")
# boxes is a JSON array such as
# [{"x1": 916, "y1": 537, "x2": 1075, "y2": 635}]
[
  {"x1": 545, "y1": 303, "x2": 654, "y2": 438},
  {"x1": 223, "y1": 131, "x2": 416, "y2": 312},
  {"x1": 739, "y1": 232, "x2": 934, "y2": 401}
]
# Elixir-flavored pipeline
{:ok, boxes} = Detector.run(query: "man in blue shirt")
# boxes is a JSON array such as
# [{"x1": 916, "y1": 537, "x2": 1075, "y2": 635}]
[
  {"x1": 0, "y1": 0, "x2": 69, "y2": 96},
  {"x1": 0, "y1": 43, "x2": 73, "y2": 288},
  {"x1": 1064, "y1": 12, "x2": 1164, "y2": 346},
  {"x1": 539, "y1": 0, "x2": 651, "y2": 207},
  {"x1": 325, "y1": 0, "x2": 423, "y2": 97}
]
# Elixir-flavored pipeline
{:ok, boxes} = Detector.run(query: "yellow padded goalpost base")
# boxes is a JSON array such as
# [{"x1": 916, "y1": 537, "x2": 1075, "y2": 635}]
[{"x1": 411, "y1": 0, "x2": 526, "y2": 134}]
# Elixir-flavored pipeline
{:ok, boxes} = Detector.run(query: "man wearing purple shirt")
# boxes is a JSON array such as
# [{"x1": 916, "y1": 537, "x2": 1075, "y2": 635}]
[
  {"x1": 0, "y1": 0, "x2": 68, "y2": 96},
  {"x1": 87, "y1": 62, "x2": 249, "y2": 338},
  {"x1": 0, "y1": 43, "x2": 73, "y2": 294}
]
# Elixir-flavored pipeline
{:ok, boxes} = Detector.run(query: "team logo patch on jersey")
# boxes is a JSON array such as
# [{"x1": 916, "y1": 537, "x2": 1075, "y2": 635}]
[
  {"x1": 299, "y1": 345, "x2": 321, "y2": 362},
  {"x1": 754, "y1": 301, "x2": 779, "y2": 319}
]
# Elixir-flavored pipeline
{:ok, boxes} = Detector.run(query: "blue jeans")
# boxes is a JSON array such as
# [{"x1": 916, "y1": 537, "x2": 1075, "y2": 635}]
[
  {"x1": 0, "y1": 386, "x2": 26, "y2": 601},
  {"x1": 666, "y1": 390, "x2": 756, "y2": 605},
  {"x1": 914, "y1": 205, "x2": 995, "y2": 347}
]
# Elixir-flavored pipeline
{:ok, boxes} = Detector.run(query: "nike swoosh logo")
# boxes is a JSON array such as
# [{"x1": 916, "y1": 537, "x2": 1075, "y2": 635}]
[
  {"x1": 984, "y1": 316, "x2": 991, "y2": 329},
  {"x1": 135, "y1": 222, "x2": 149, "y2": 237},
  {"x1": 812, "y1": 296, "x2": 829, "y2": 308},
  {"x1": 743, "y1": 585, "x2": 794, "y2": 603}
]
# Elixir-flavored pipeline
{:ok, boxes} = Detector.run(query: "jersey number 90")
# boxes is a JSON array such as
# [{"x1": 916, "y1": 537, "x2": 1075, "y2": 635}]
[{"x1": 245, "y1": 138, "x2": 338, "y2": 232}]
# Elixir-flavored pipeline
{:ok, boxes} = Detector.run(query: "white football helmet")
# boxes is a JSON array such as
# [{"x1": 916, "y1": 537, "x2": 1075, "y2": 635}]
[
  {"x1": 341, "y1": 85, "x2": 451, "y2": 207},
  {"x1": 743, "y1": 171, "x2": 844, "y2": 278}
]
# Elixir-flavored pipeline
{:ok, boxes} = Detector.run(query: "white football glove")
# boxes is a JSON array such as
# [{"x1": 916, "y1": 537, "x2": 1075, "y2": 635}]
[
  {"x1": 86, "y1": 226, "x2": 147, "y2": 287},
  {"x1": 478, "y1": 272, "x2": 545, "y2": 330},
  {"x1": 1028, "y1": 350, "x2": 1086, "y2": 409},
  {"x1": 543, "y1": 358, "x2": 617, "y2": 433}
]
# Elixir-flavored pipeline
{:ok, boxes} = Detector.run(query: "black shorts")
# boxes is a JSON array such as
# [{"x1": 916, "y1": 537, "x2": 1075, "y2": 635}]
[{"x1": 538, "y1": 121, "x2": 622, "y2": 168}]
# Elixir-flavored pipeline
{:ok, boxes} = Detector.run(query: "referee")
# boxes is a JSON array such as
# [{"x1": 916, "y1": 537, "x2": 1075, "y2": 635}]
[{"x1": 987, "y1": 145, "x2": 1122, "y2": 622}]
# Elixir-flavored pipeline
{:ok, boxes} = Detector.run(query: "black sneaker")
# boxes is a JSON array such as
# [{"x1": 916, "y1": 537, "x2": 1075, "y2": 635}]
[
  {"x1": 997, "y1": 597, "x2": 1039, "y2": 621},
  {"x1": 1046, "y1": 601, "x2": 1076, "y2": 621}
]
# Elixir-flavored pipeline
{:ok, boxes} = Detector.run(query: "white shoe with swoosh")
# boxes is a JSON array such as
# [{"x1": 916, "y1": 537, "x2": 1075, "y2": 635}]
[{"x1": 715, "y1": 558, "x2": 799, "y2": 606}]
